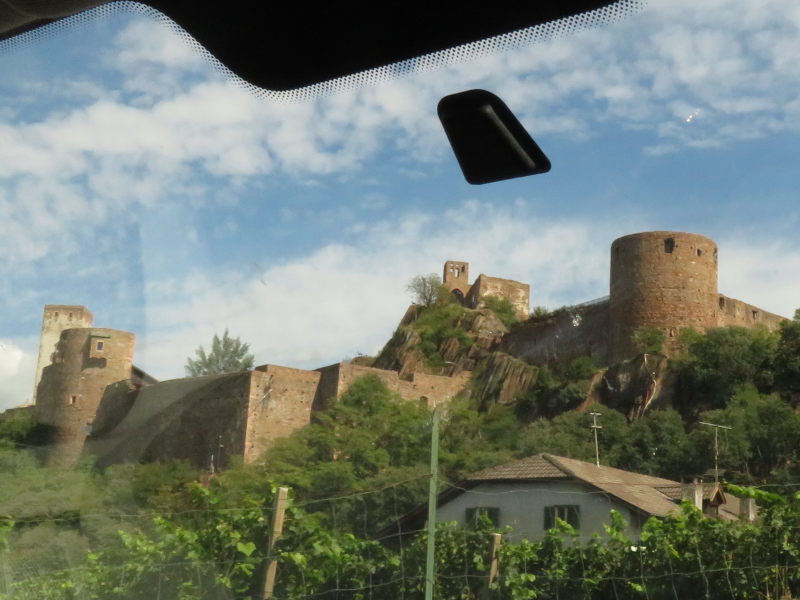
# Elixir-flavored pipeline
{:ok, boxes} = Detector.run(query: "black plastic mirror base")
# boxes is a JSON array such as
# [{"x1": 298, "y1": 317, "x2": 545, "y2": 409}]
[{"x1": 438, "y1": 89, "x2": 551, "y2": 185}]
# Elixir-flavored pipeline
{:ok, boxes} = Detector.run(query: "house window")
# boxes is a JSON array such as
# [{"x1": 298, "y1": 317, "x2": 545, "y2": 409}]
[
  {"x1": 696, "y1": 248, "x2": 703, "y2": 257},
  {"x1": 465, "y1": 507, "x2": 500, "y2": 528},
  {"x1": 544, "y1": 505, "x2": 580, "y2": 530},
  {"x1": 96, "y1": 341, "x2": 104, "y2": 351},
  {"x1": 664, "y1": 238, "x2": 675, "y2": 253},
  {"x1": 69, "y1": 395, "x2": 78, "y2": 406}
]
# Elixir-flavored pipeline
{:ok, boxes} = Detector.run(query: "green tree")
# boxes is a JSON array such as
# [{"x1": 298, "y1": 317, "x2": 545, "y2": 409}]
[
  {"x1": 674, "y1": 325, "x2": 778, "y2": 416},
  {"x1": 406, "y1": 273, "x2": 444, "y2": 307},
  {"x1": 515, "y1": 364, "x2": 592, "y2": 421},
  {"x1": 691, "y1": 385, "x2": 800, "y2": 482},
  {"x1": 623, "y1": 409, "x2": 694, "y2": 479},
  {"x1": 774, "y1": 309, "x2": 800, "y2": 405},
  {"x1": 184, "y1": 329, "x2": 255, "y2": 376},
  {"x1": 631, "y1": 326, "x2": 666, "y2": 354},
  {"x1": 262, "y1": 375, "x2": 432, "y2": 534},
  {"x1": 519, "y1": 405, "x2": 632, "y2": 467}
]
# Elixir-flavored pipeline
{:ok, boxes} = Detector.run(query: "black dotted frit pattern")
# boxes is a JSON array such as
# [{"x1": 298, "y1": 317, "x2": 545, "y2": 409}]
[{"x1": 0, "y1": 1, "x2": 645, "y2": 101}]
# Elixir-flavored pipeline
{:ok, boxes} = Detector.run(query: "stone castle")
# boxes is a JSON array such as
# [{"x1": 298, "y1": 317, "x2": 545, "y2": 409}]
[
  {"x1": 501, "y1": 231, "x2": 784, "y2": 366},
  {"x1": 5, "y1": 231, "x2": 787, "y2": 470}
]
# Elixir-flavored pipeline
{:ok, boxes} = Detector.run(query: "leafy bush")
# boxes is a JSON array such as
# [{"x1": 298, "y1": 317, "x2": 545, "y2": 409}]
[
  {"x1": 563, "y1": 356, "x2": 598, "y2": 380},
  {"x1": 631, "y1": 326, "x2": 666, "y2": 353},
  {"x1": 413, "y1": 302, "x2": 473, "y2": 368},
  {"x1": 483, "y1": 295, "x2": 519, "y2": 328},
  {"x1": 529, "y1": 305, "x2": 552, "y2": 320},
  {"x1": 515, "y1": 365, "x2": 593, "y2": 422}
]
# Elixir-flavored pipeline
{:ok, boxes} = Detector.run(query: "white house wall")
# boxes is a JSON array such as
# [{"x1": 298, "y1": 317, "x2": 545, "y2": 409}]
[{"x1": 436, "y1": 481, "x2": 641, "y2": 542}]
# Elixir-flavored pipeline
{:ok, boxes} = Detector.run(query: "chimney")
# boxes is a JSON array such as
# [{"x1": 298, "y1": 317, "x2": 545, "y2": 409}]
[
  {"x1": 739, "y1": 497, "x2": 757, "y2": 522},
  {"x1": 681, "y1": 479, "x2": 703, "y2": 511}
]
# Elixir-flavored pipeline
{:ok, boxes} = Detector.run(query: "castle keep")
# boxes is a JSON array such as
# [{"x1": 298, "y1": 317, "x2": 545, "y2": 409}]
[{"x1": 6, "y1": 230, "x2": 787, "y2": 469}]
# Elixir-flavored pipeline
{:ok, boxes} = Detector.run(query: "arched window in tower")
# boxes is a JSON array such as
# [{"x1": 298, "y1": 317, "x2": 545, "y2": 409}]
[{"x1": 664, "y1": 238, "x2": 675, "y2": 253}]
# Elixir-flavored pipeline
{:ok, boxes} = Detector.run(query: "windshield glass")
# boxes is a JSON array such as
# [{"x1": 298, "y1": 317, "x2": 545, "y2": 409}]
[{"x1": 0, "y1": 0, "x2": 798, "y2": 597}]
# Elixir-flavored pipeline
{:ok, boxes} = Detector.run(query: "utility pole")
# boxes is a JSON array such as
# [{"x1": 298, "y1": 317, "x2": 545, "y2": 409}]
[
  {"x1": 424, "y1": 407, "x2": 440, "y2": 600},
  {"x1": 589, "y1": 411, "x2": 602, "y2": 467},
  {"x1": 698, "y1": 422, "x2": 732, "y2": 484},
  {"x1": 263, "y1": 486, "x2": 288, "y2": 600}
]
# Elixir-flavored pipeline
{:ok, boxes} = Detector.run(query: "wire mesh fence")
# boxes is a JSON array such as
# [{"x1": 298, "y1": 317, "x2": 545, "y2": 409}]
[{"x1": 2, "y1": 467, "x2": 800, "y2": 600}]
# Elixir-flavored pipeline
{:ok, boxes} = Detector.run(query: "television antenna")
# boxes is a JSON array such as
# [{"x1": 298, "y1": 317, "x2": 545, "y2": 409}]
[{"x1": 698, "y1": 421, "x2": 732, "y2": 484}]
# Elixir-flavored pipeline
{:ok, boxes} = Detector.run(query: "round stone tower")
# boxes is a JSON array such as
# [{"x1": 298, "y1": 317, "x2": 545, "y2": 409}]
[
  {"x1": 34, "y1": 327, "x2": 135, "y2": 466},
  {"x1": 609, "y1": 231, "x2": 718, "y2": 361}
]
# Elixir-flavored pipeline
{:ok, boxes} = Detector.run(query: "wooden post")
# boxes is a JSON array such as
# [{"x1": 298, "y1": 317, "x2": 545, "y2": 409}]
[
  {"x1": 424, "y1": 407, "x2": 440, "y2": 600},
  {"x1": 263, "y1": 486, "x2": 288, "y2": 600},
  {"x1": 481, "y1": 533, "x2": 502, "y2": 599}
]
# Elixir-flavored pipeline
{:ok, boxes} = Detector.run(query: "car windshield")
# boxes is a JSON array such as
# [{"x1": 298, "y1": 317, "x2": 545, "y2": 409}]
[{"x1": 0, "y1": 0, "x2": 799, "y2": 598}]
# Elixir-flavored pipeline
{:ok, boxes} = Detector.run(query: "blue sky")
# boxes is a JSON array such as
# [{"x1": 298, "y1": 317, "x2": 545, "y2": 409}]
[{"x1": 1, "y1": 0, "x2": 799, "y2": 409}]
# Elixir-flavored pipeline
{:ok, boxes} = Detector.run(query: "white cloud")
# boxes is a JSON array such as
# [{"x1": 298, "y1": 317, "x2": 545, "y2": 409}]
[
  {"x1": 0, "y1": 339, "x2": 35, "y2": 411},
  {"x1": 132, "y1": 204, "x2": 617, "y2": 378},
  {"x1": 129, "y1": 210, "x2": 800, "y2": 382},
  {"x1": 719, "y1": 238, "x2": 800, "y2": 318},
  {"x1": 1, "y1": 0, "x2": 798, "y2": 273}
]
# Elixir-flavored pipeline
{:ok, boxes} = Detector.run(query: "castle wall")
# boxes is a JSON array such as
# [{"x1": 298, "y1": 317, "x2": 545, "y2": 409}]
[
  {"x1": 244, "y1": 365, "x2": 321, "y2": 462},
  {"x1": 466, "y1": 274, "x2": 530, "y2": 320},
  {"x1": 32, "y1": 305, "x2": 93, "y2": 404},
  {"x1": 86, "y1": 372, "x2": 255, "y2": 470},
  {"x1": 609, "y1": 232, "x2": 719, "y2": 362},
  {"x1": 35, "y1": 327, "x2": 134, "y2": 466},
  {"x1": 500, "y1": 300, "x2": 610, "y2": 367},
  {"x1": 716, "y1": 295, "x2": 786, "y2": 331},
  {"x1": 137, "y1": 374, "x2": 253, "y2": 470},
  {"x1": 315, "y1": 363, "x2": 470, "y2": 409}
]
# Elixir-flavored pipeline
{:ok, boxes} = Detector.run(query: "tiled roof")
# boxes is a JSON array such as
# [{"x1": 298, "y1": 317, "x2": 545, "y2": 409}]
[
  {"x1": 469, "y1": 453, "x2": 689, "y2": 517},
  {"x1": 379, "y1": 453, "x2": 750, "y2": 543},
  {"x1": 469, "y1": 454, "x2": 569, "y2": 481}
]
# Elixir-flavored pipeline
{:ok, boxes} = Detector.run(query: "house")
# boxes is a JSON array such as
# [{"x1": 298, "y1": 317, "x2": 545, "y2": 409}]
[{"x1": 387, "y1": 454, "x2": 756, "y2": 544}]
